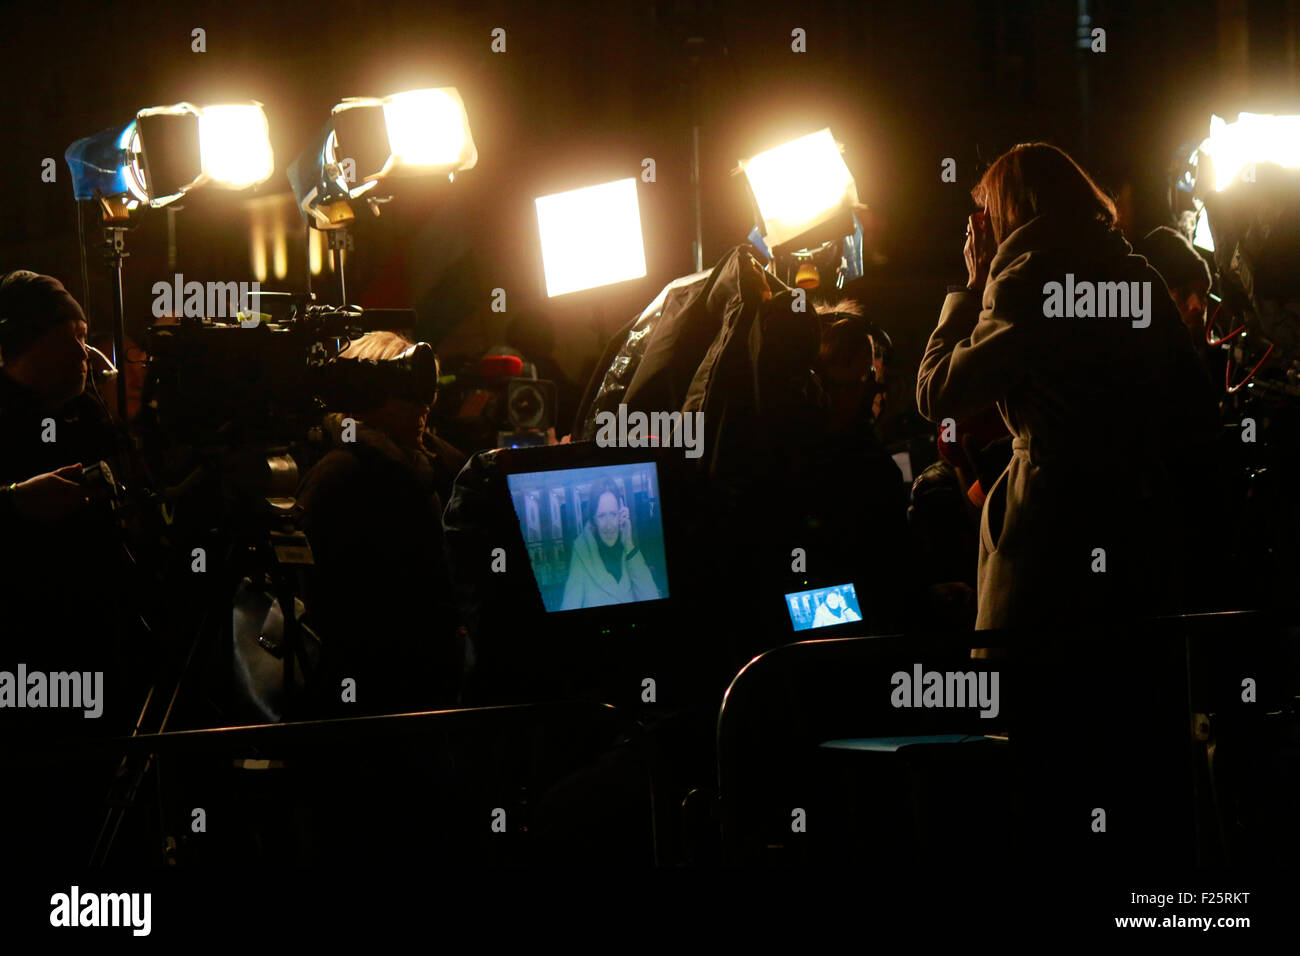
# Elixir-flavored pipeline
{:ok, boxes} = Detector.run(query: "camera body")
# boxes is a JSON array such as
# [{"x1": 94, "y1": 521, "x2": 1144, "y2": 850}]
[{"x1": 79, "y1": 460, "x2": 120, "y2": 500}]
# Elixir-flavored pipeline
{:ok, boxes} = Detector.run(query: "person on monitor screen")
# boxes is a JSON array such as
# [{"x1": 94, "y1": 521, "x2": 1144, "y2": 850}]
[
  {"x1": 560, "y1": 478, "x2": 660, "y2": 610},
  {"x1": 812, "y1": 589, "x2": 861, "y2": 628}
]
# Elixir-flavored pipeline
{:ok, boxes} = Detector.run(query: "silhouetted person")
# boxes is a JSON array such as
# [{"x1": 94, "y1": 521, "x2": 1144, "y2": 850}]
[
  {"x1": 1139, "y1": 226, "x2": 1213, "y2": 339},
  {"x1": 1139, "y1": 225, "x2": 1223, "y2": 385},
  {"x1": 804, "y1": 300, "x2": 919, "y2": 631},
  {"x1": 0, "y1": 270, "x2": 128, "y2": 865},
  {"x1": 297, "y1": 333, "x2": 463, "y2": 717},
  {"x1": 0, "y1": 270, "x2": 122, "y2": 690},
  {"x1": 917, "y1": 144, "x2": 1220, "y2": 631}
]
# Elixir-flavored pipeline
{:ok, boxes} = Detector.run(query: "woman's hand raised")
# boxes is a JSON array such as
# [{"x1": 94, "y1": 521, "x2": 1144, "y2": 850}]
[{"x1": 964, "y1": 211, "x2": 995, "y2": 292}]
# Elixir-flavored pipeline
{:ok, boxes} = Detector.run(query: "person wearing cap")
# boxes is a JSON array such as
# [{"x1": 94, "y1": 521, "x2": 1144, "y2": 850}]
[
  {"x1": 0, "y1": 270, "x2": 121, "y2": 648},
  {"x1": 1137, "y1": 225, "x2": 1226, "y2": 389},
  {"x1": 1138, "y1": 226, "x2": 1213, "y2": 340},
  {"x1": 0, "y1": 270, "x2": 116, "y2": 524},
  {"x1": 0, "y1": 271, "x2": 129, "y2": 863},
  {"x1": 293, "y1": 330, "x2": 468, "y2": 860},
  {"x1": 295, "y1": 331, "x2": 464, "y2": 719}
]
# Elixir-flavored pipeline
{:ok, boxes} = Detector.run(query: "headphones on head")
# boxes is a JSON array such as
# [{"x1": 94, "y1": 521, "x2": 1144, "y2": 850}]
[
  {"x1": 824, "y1": 313, "x2": 894, "y2": 365},
  {"x1": 821, "y1": 312, "x2": 895, "y2": 393}
]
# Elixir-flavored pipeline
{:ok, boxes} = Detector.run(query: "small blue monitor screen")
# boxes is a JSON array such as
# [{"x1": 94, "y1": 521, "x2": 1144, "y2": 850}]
[
  {"x1": 786, "y1": 583, "x2": 862, "y2": 631},
  {"x1": 507, "y1": 462, "x2": 669, "y2": 613}
]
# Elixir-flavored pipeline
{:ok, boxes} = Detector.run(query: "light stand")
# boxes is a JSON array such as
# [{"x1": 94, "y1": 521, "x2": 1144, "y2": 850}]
[
  {"x1": 326, "y1": 225, "x2": 352, "y2": 305},
  {"x1": 94, "y1": 191, "x2": 132, "y2": 417}
]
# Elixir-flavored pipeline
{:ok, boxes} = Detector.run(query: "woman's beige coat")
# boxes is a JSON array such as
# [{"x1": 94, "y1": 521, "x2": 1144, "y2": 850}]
[{"x1": 918, "y1": 215, "x2": 1219, "y2": 630}]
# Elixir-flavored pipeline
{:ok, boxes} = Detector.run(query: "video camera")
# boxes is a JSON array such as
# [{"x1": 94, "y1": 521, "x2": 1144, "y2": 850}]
[
  {"x1": 143, "y1": 294, "x2": 354, "y2": 444},
  {"x1": 436, "y1": 353, "x2": 557, "y2": 451},
  {"x1": 137, "y1": 294, "x2": 443, "y2": 521},
  {"x1": 317, "y1": 340, "x2": 440, "y2": 411}
]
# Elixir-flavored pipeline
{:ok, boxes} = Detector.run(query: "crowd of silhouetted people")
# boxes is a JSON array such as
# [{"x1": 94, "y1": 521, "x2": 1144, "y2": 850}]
[{"x1": 0, "y1": 142, "x2": 1291, "y2": 866}]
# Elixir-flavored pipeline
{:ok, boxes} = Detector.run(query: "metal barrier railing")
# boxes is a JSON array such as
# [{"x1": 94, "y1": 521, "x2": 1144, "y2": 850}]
[{"x1": 8, "y1": 699, "x2": 626, "y2": 760}]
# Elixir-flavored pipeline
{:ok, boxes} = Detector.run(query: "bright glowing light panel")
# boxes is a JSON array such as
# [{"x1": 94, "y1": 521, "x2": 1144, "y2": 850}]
[
  {"x1": 741, "y1": 128, "x2": 855, "y2": 248},
  {"x1": 535, "y1": 178, "x2": 647, "y2": 297},
  {"x1": 1202, "y1": 112, "x2": 1300, "y2": 192},
  {"x1": 332, "y1": 86, "x2": 477, "y2": 184},
  {"x1": 383, "y1": 89, "x2": 471, "y2": 167},
  {"x1": 199, "y1": 104, "x2": 275, "y2": 188}
]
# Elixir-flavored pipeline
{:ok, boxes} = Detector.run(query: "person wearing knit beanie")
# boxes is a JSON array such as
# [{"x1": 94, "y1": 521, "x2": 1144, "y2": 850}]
[
  {"x1": 0, "y1": 270, "x2": 90, "y2": 408},
  {"x1": 1138, "y1": 226, "x2": 1213, "y2": 339}
]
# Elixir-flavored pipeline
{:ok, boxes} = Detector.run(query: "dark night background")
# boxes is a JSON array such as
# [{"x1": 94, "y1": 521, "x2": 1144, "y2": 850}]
[
  {"x1": 1, "y1": 0, "x2": 1296, "y2": 401},
  {"x1": 0, "y1": 3, "x2": 1299, "y2": 919}
]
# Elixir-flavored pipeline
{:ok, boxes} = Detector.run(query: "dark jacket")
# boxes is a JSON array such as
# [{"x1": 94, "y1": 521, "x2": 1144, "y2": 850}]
[
  {"x1": 574, "y1": 270, "x2": 712, "y2": 441},
  {"x1": 420, "y1": 428, "x2": 468, "y2": 514},
  {"x1": 0, "y1": 371, "x2": 125, "y2": 728},
  {"x1": 297, "y1": 414, "x2": 462, "y2": 715},
  {"x1": 917, "y1": 215, "x2": 1221, "y2": 630},
  {"x1": 579, "y1": 245, "x2": 919, "y2": 635},
  {"x1": 0, "y1": 370, "x2": 119, "y2": 505}
]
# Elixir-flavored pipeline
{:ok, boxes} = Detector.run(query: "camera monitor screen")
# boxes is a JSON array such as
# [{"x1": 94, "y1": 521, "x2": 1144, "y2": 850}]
[
  {"x1": 507, "y1": 462, "x2": 669, "y2": 613},
  {"x1": 786, "y1": 583, "x2": 863, "y2": 632}
]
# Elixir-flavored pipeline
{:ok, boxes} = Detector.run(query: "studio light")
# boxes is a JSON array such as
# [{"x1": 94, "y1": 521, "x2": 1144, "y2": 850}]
[
  {"x1": 535, "y1": 178, "x2": 647, "y2": 297},
  {"x1": 738, "y1": 128, "x2": 858, "y2": 251},
  {"x1": 195, "y1": 104, "x2": 276, "y2": 189},
  {"x1": 66, "y1": 102, "x2": 274, "y2": 210},
  {"x1": 734, "y1": 128, "x2": 866, "y2": 291},
  {"x1": 334, "y1": 87, "x2": 476, "y2": 185},
  {"x1": 64, "y1": 101, "x2": 274, "y2": 414},
  {"x1": 64, "y1": 121, "x2": 150, "y2": 208},
  {"x1": 133, "y1": 105, "x2": 201, "y2": 206},
  {"x1": 1200, "y1": 112, "x2": 1300, "y2": 192},
  {"x1": 287, "y1": 86, "x2": 476, "y2": 306},
  {"x1": 1180, "y1": 111, "x2": 1300, "y2": 391},
  {"x1": 378, "y1": 88, "x2": 474, "y2": 169},
  {"x1": 289, "y1": 87, "x2": 477, "y2": 230}
]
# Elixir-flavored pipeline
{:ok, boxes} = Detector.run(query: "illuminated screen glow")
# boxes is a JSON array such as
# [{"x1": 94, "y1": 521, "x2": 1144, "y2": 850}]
[
  {"x1": 507, "y1": 462, "x2": 668, "y2": 613},
  {"x1": 786, "y1": 582, "x2": 863, "y2": 631}
]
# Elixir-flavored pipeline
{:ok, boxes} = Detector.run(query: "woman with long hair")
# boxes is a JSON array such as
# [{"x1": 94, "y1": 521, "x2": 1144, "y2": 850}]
[
  {"x1": 560, "y1": 478, "x2": 661, "y2": 610},
  {"x1": 917, "y1": 143, "x2": 1220, "y2": 630}
]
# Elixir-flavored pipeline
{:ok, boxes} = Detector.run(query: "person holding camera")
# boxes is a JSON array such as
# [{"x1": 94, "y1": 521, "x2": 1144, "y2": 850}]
[
  {"x1": 0, "y1": 270, "x2": 131, "y2": 862},
  {"x1": 0, "y1": 272, "x2": 122, "y2": 651},
  {"x1": 296, "y1": 332, "x2": 464, "y2": 718},
  {"x1": 0, "y1": 271, "x2": 117, "y2": 514},
  {"x1": 916, "y1": 144, "x2": 1221, "y2": 631}
]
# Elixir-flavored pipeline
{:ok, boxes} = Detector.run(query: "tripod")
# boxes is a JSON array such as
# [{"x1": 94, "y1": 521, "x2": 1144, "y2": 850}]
[{"x1": 87, "y1": 490, "x2": 316, "y2": 867}]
